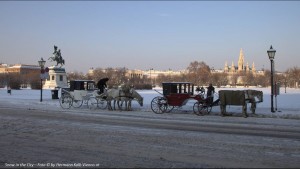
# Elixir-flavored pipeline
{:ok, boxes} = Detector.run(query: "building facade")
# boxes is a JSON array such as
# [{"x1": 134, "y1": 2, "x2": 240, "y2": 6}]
[{"x1": 0, "y1": 64, "x2": 40, "y2": 88}]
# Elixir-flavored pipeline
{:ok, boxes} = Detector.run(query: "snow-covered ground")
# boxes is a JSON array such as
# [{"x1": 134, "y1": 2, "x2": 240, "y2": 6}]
[{"x1": 0, "y1": 87, "x2": 300, "y2": 119}]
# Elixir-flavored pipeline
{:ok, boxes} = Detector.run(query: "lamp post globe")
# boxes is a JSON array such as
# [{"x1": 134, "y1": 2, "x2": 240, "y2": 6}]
[
  {"x1": 267, "y1": 45, "x2": 276, "y2": 60},
  {"x1": 267, "y1": 45, "x2": 276, "y2": 112}
]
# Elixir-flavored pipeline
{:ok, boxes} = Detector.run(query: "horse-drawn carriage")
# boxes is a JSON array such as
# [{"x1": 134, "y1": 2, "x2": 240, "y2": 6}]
[
  {"x1": 59, "y1": 80, "x2": 143, "y2": 111},
  {"x1": 59, "y1": 80, "x2": 107, "y2": 109},
  {"x1": 151, "y1": 82, "x2": 263, "y2": 117},
  {"x1": 151, "y1": 82, "x2": 209, "y2": 114}
]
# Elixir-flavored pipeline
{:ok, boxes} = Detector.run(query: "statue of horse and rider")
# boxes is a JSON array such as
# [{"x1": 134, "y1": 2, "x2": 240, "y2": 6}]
[{"x1": 48, "y1": 45, "x2": 65, "y2": 67}]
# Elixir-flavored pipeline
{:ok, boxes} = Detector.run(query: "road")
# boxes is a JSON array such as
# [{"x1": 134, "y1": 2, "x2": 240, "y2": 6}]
[{"x1": 1, "y1": 105, "x2": 300, "y2": 168}]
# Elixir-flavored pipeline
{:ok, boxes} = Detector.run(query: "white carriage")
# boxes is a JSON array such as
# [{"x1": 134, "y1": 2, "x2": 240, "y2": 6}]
[{"x1": 59, "y1": 80, "x2": 107, "y2": 109}]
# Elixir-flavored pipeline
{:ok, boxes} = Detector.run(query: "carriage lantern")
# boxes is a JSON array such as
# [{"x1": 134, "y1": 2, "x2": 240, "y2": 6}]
[
  {"x1": 267, "y1": 45, "x2": 276, "y2": 112},
  {"x1": 38, "y1": 57, "x2": 46, "y2": 102}
]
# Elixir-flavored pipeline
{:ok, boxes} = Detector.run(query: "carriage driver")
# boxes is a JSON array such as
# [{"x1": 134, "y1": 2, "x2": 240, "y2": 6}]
[
  {"x1": 97, "y1": 78, "x2": 109, "y2": 94},
  {"x1": 206, "y1": 83, "x2": 215, "y2": 104}
]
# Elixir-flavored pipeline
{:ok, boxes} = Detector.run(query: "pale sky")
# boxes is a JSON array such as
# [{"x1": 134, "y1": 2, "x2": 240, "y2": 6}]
[{"x1": 0, "y1": 1, "x2": 299, "y2": 73}]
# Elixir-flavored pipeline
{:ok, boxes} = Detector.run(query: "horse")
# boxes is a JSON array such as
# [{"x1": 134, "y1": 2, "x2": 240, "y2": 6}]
[
  {"x1": 219, "y1": 90, "x2": 263, "y2": 118},
  {"x1": 118, "y1": 88, "x2": 143, "y2": 111},
  {"x1": 106, "y1": 87, "x2": 132, "y2": 110},
  {"x1": 106, "y1": 88, "x2": 122, "y2": 110},
  {"x1": 106, "y1": 86, "x2": 143, "y2": 111},
  {"x1": 245, "y1": 89, "x2": 263, "y2": 114}
]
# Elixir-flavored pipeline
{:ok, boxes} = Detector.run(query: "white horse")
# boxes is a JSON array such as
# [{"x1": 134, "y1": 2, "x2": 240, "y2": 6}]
[
  {"x1": 106, "y1": 87, "x2": 143, "y2": 111},
  {"x1": 118, "y1": 88, "x2": 143, "y2": 111},
  {"x1": 106, "y1": 88, "x2": 126, "y2": 110}
]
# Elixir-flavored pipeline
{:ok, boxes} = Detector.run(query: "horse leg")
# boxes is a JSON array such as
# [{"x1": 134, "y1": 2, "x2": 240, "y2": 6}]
[
  {"x1": 251, "y1": 102, "x2": 256, "y2": 114},
  {"x1": 107, "y1": 99, "x2": 112, "y2": 110},
  {"x1": 117, "y1": 99, "x2": 123, "y2": 110},
  {"x1": 128, "y1": 100, "x2": 132, "y2": 111},
  {"x1": 243, "y1": 104, "x2": 248, "y2": 118},
  {"x1": 124, "y1": 100, "x2": 128, "y2": 111},
  {"x1": 113, "y1": 99, "x2": 117, "y2": 110},
  {"x1": 220, "y1": 105, "x2": 226, "y2": 116}
]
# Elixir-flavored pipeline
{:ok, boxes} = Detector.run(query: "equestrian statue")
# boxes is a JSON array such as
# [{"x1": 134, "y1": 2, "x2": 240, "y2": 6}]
[{"x1": 48, "y1": 45, "x2": 65, "y2": 67}]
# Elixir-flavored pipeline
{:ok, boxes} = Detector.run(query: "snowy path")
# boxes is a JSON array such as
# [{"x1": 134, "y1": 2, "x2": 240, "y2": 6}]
[{"x1": 1, "y1": 106, "x2": 300, "y2": 168}]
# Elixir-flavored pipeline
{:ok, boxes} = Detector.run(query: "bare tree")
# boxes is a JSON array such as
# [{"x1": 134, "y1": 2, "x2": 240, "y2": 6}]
[
  {"x1": 7, "y1": 73, "x2": 21, "y2": 89},
  {"x1": 286, "y1": 67, "x2": 300, "y2": 88},
  {"x1": 211, "y1": 72, "x2": 228, "y2": 87},
  {"x1": 67, "y1": 71, "x2": 87, "y2": 81},
  {"x1": 0, "y1": 73, "x2": 6, "y2": 87},
  {"x1": 186, "y1": 61, "x2": 211, "y2": 86}
]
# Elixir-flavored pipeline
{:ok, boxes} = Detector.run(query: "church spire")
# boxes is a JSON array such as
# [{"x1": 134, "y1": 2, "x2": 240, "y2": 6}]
[
  {"x1": 246, "y1": 62, "x2": 250, "y2": 72},
  {"x1": 252, "y1": 62, "x2": 256, "y2": 72},
  {"x1": 224, "y1": 61, "x2": 228, "y2": 72},
  {"x1": 238, "y1": 48, "x2": 244, "y2": 72},
  {"x1": 231, "y1": 61, "x2": 235, "y2": 72}
]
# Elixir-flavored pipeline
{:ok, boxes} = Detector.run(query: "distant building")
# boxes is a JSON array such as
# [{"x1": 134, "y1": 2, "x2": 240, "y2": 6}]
[
  {"x1": 0, "y1": 63, "x2": 40, "y2": 75},
  {"x1": 88, "y1": 67, "x2": 186, "y2": 80},
  {"x1": 143, "y1": 69, "x2": 186, "y2": 80},
  {"x1": 218, "y1": 48, "x2": 264, "y2": 85},
  {"x1": 224, "y1": 48, "x2": 257, "y2": 73},
  {"x1": 0, "y1": 63, "x2": 40, "y2": 88}
]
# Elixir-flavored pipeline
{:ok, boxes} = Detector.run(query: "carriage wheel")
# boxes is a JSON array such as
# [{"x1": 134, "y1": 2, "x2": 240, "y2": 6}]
[
  {"x1": 200, "y1": 103, "x2": 211, "y2": 115},
  {"x1": 59, "y1": 95, "x2": 72, "y2": 109},
  {"x1": 88, "y1": 97, "x2": 98, "y2": 109},
  {"x1": 98, "y1": 98, "x2": 108, "y2": 110},
  {"x1": 72, "y1": 99, "x2": 83, "y2": 108},
  {"x1": 151, "y1": 96, "x2": 168, "y2": 114},
  {"x1": 193, "y1": 102, "x2": 201, "y2": 115},
  {"x1": 193, "y1": 102, "x2": 206, "y2": 116}
]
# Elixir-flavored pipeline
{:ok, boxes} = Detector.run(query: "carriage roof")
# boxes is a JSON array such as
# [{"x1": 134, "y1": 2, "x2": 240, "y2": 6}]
[
  {"x1": 69, "y1": 80, "x2": 95, "y2": 91},
  {"x1": 162, "y1": 82, "x2": 194, "y2": 96}
]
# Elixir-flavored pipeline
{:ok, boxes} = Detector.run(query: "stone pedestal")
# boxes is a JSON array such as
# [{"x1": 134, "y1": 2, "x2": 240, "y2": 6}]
[{"x1": 43, "y1": 66, "x2": 68, "y2": 89}]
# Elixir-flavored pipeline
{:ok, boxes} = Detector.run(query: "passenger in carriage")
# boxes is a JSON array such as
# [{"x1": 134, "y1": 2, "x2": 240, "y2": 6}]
[
  {"x1": 206, "y1": 83, "x2": 215, "y2": 104},
  {"x1": 97, "y1": 78, "x2": 109, "y2": 94}
]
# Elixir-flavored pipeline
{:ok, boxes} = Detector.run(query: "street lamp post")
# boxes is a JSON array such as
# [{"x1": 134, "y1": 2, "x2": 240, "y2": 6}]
[
  {"x1": 267, "y1": 45, "x2": 276, "y2": 112},
  {"x1": 38, "y1": 57, "x2": 46, "y2": 102},
  {"x1": 284, "y1": 74, "x2": 287, "y2": 93},
  {"x1": 150, "y1": 68, "x2": 153, "y2": 85}
]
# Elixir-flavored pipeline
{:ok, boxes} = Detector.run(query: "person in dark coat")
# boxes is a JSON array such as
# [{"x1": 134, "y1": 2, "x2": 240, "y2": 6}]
[
  {"x1": 206, "y1": 83, "x2": 215, "y2": 104},
  {"x1": 97, "y1": 78, "x2": 109, "y2": 94}
]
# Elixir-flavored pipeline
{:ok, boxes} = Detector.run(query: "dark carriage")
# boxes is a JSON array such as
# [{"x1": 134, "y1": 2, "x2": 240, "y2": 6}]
[{"x1": 151, "y1": 82, "x2": 205, "y2": 114}]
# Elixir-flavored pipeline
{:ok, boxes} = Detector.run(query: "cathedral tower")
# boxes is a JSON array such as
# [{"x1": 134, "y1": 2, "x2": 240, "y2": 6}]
[{"x1": 238, "y1": 48, "x2": 244, "y2": 72}]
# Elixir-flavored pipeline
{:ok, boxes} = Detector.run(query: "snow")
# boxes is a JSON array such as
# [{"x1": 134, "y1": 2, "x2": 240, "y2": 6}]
[{"x1": 0, "y1": 87, "x2": 300, "y2": 119}]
